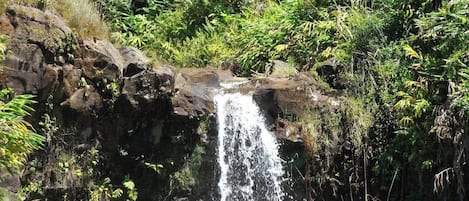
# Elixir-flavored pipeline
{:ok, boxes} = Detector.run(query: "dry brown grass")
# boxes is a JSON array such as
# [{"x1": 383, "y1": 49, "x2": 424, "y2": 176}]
[
  {"x1": 0, "y1": 0, "x2": 109, "y2": 40},
  {"x1": 51, "y1": 0, "x2": 109, "y2": 40},
  {"x1": 0, "y1": 0, "x2": 36, "y2": 12}
]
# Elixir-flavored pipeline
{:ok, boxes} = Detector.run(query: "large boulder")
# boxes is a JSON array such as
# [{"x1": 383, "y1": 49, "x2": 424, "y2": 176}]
[
  {"x1": 1, "y1": 6, "x2": 73, "y2": 96},
  {"x1": 171, "y1": 68, "x2": 232, "y2": 119},
  {"x1": 251, "y1": 72, "x2": 343, "y2": 143},
  {"x1": 74, "y1": 39, "x2": 124, "y2": 82},
  {"x1": 119, "y1": 66, "x2": 174, "y2": 114},
  {"x1": 60, "y1": 85, "x2": 103, "y2": 114},
  {"x1": 252, "y1": 72, "x2": 330, "y2": 118},
  {"x1": 119, "y1": 47, "x2": 151, "y2": 77}
]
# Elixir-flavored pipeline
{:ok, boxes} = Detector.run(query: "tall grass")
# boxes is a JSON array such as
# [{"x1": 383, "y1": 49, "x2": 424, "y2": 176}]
[
  {"x1": 0, "y1": 0, "x2": 109, "y2": 40},
  {"x1": 0, "y1": 0, "x2": 37, "y2": 12},
  {"x1": 52, "y1": 0, "x2": 109, "y2": 39}
]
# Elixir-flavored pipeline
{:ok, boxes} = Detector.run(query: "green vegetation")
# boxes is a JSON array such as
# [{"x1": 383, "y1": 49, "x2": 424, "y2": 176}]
[
  {"x1": 169, "y1": 145, "x2": 205, "y2": 194},
  {"x1": 0, "y1": 0, "x2": 109, "y2": 39},
  {"x1": 84, "y1": 0, "x2": 469, "y2": 200},
  {"x1": 96, "y1": 0, "x2": 468, "y2": 199},
  {"x1": 0, "y1": 74, "x2": 37, "y2": 197},
  {"x1": 0, "y1": 35, "x2": 44, "y2": 172},
  {"x1": 1, "y1": 0, "x2": 468, "y2": 200}
]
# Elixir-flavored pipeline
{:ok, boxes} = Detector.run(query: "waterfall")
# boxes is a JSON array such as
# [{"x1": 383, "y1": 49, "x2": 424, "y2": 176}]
[{"x1": 215, "y1": 91, "x2": 285, "y2": 201}]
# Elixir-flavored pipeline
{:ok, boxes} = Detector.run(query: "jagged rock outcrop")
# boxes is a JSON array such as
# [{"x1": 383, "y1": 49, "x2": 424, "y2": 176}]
[
  {"x1": 0, "y1": 4, "x2": 349, "y2": 201},
  {"x1": 250, "y1": 71, "x2": 379, "y2": 201},
  {"x1": 172, "y1": 68, "x2": 228, "y2": 119},
  {"x1": 1, "y1": 5, "x2": 73, "y2": 97},
  {"x1": 251, "y1": 72, "x2": 343, "y2": 142},
  {"x1": 0, "y1": 5, "x2": 221, "y2": 200}
]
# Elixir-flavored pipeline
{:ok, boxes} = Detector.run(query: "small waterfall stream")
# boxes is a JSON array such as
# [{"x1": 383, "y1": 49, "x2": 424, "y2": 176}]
[{"x1": 215, "y1": 90, "x2": 286, "y2": 201}]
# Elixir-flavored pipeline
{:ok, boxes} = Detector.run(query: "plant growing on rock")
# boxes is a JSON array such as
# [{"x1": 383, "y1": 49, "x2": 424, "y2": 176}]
[
  {"x1": 0, "y1": 35, "x2": 44, "y2": 172},
  {"x1": 0, "y1": 98, "x2": 38, "y2": 169},
  {"x1": 0, "y1": 0, "x2": 109, "y2": 39}
]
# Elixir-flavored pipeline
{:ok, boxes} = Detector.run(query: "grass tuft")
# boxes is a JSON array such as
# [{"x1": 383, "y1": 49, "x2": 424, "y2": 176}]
[
  {"x1": 51, "y1": 0, "x2": 109, "y2": 40},
  {"x1": 0, "y1": 0, "x2": 109, "y2": 40}
]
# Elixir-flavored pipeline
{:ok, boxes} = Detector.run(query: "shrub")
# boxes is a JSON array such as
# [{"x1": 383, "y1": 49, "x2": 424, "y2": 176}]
[{"x1": 0, "y1": 89, "x2": 44, "y2": 172}]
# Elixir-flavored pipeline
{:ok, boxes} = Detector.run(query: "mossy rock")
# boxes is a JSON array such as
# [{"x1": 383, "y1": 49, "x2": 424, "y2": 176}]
[{"x1": 0, "y1": 187, "x2": 20, "y2": 201}]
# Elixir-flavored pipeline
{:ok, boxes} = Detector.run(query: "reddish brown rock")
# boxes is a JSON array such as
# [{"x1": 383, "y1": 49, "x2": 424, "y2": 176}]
[{"x1": 0, "y1": 15, "x2": 14, "y2": 35}]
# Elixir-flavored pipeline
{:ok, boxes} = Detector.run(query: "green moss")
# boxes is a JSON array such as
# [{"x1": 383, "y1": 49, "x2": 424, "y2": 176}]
[
  {"x1": 0, "y1": 187, "x2": 21, "y2": 201},
  {"x1": 343, "y1": 98, "x2": 374, "y2": 149},
  {"x1": 196, "y1": 119, "x2": 208, "y2": 136},
  {"x1": 170, "y1": 145, "x2": 206, "y2": 192}
]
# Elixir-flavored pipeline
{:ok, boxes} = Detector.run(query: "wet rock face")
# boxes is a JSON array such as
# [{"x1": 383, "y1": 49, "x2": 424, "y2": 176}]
[{"x1": 172, "y1": 68, "x2": 228, "y2": 119}]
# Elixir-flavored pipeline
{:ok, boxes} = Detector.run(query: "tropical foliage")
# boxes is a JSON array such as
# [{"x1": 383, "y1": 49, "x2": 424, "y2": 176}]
[
  {"x1": 96, "y1": 0, "x2": 468, "y2": 200},
  {"x1": 0, "y1": 89, "x2": 43, "y2": 172},
  {"x1": 1, "y1": 0, "x2": 468, "y2": 200},
  {"x1": 0, "y1": 35, "x2": 44, "y2": 172}
]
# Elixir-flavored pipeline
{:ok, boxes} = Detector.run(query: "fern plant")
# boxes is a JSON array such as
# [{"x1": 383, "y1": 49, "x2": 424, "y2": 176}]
[
  {"x1": 0, "y1": 90, "x2": 44, "y2": 172},
  {"x1": 0, "y1": 35, "x2": 44, "y2": 172}
]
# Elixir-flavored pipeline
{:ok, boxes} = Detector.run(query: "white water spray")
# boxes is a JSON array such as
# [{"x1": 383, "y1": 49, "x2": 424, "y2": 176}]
[{"x1": 215, "y1": 91, "x2": 285, "y2": 201}]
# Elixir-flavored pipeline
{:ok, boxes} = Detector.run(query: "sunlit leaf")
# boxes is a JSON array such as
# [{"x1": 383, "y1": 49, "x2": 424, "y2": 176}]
[{"x1": 403, "y1": 45, "x2": 422, "y2": 59}]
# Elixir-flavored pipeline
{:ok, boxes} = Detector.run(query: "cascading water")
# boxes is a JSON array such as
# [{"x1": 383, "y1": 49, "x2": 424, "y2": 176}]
[{"x1": 215, "y1": 90, "x2": 286, "y2": 201}]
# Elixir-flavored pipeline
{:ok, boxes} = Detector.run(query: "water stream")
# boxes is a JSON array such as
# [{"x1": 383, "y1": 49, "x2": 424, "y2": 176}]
[{"x1": 215, "y1": 90, "x2": 286, "y2": 201}]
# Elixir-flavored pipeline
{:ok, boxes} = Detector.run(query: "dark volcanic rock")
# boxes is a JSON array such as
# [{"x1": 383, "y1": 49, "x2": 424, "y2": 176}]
[
  {"x1": 315, "y1": 59, "x2": 345, "y2": 89},
  {"x1": 252, "y1": 72, "x2": 342, "y2": 143},
  {"x1": 0, "y1": 170, "x2": 20, "y2": 192},
  {"x1": 119, "y1": 47, "x2": 151, "y2": 77},
  {"x1": 0, "y1": 5, "x2": 220, "y2": 201},
  {"x1": 74, "y1": 39, "x2": 124, "y2": 82},
  {"x1": 171, "y1": 68, "x2": 231, "y2": 119},
  {"x1": 60, "y1": 86, "x2": 103, "y2": 114},
  {"x1": 119, "y1": 67, "x2": 174, "y2": 113},
  {"x1": 1, "y1": 5, "x2": 72, "y2": 96}
]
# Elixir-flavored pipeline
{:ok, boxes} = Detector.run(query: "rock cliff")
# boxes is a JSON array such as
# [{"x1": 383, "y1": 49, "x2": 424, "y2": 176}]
[
  {"x1": 0, "y1": 5, "x2": 358, "y2": 201},
  {"x1": 0, "y1": 5, "x2": 220, "y2": 200}
]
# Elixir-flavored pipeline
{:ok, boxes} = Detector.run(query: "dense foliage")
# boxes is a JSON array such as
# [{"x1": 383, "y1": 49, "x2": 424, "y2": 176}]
[
  {"x1": 1, "y1": 0, "x2": 468, "y2": 200},
  {"x1": 0, "y1": 89, "x2": 43, "y2": 172},
  {"x1": 97, "y1": 0, "x2": 469, "y2": 200}
]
